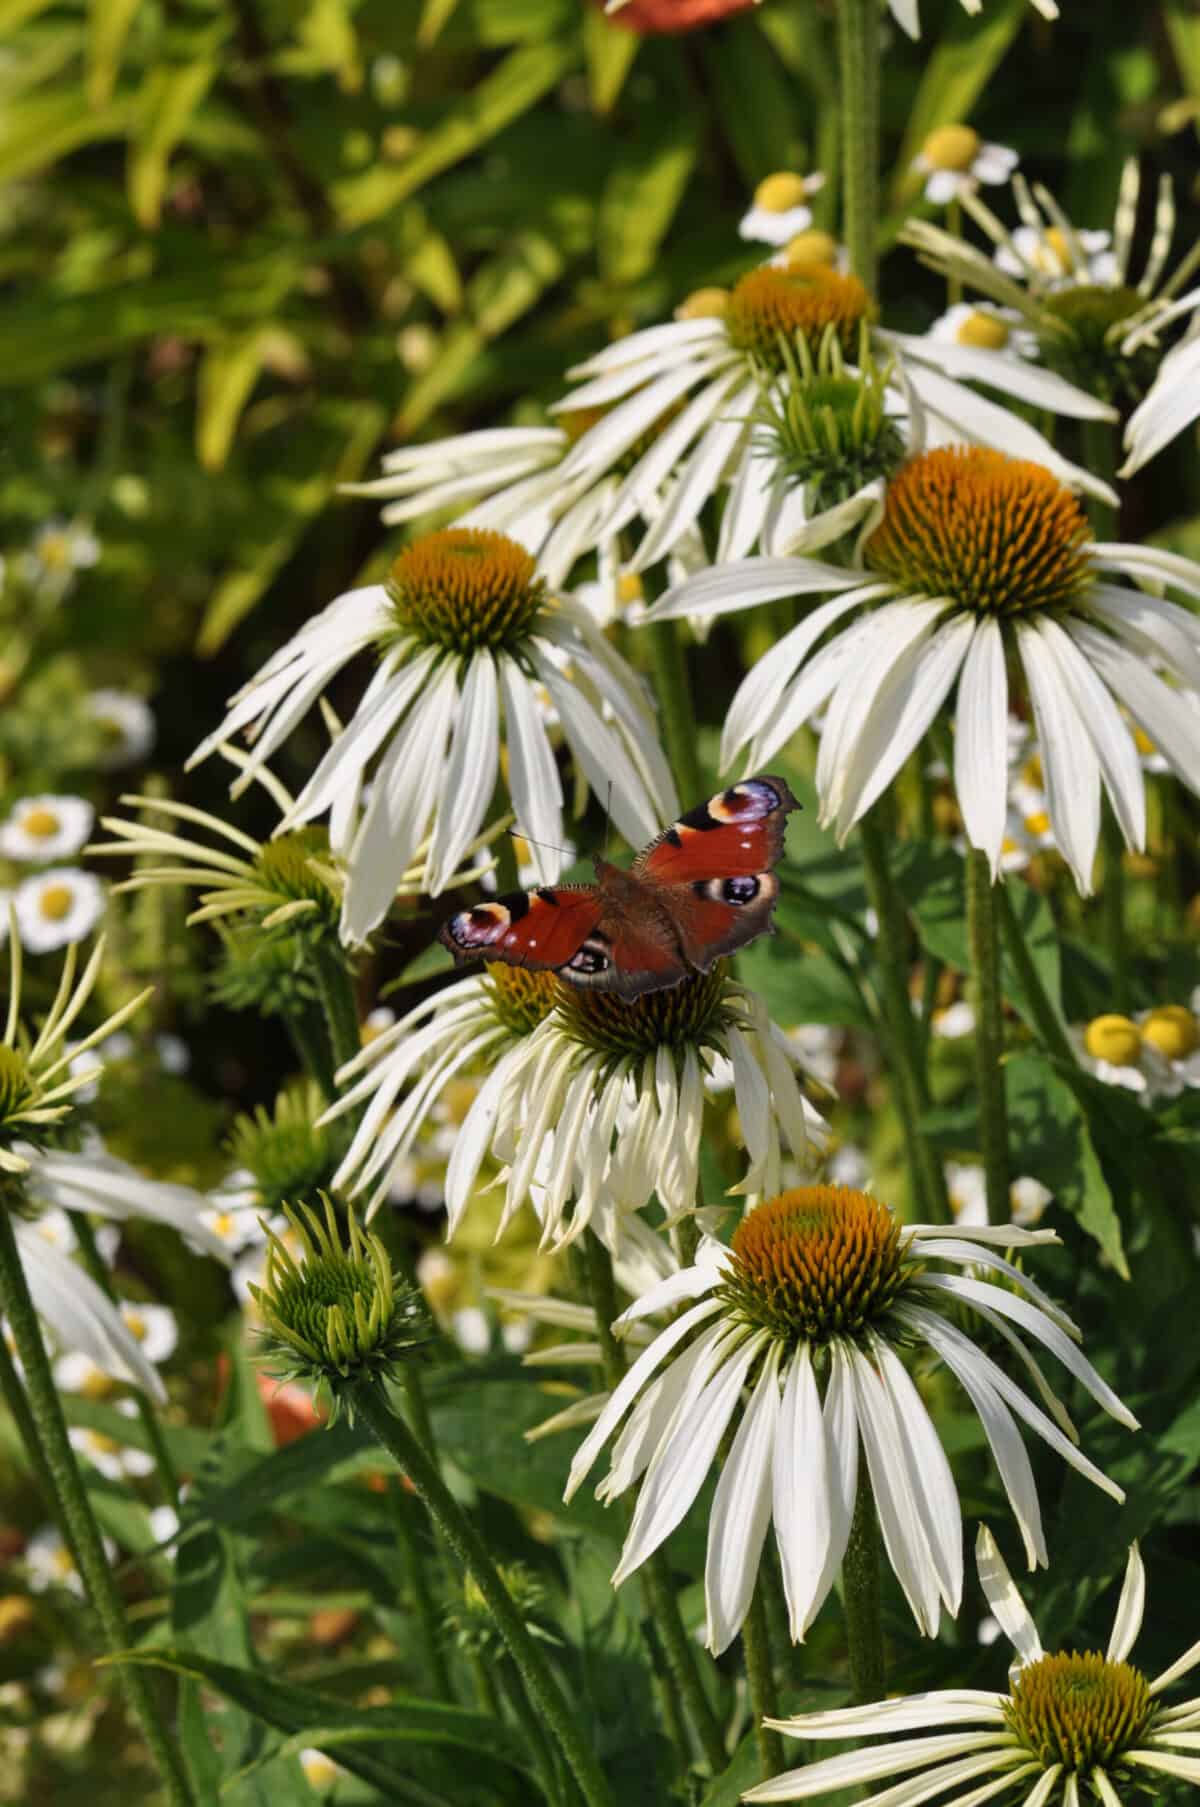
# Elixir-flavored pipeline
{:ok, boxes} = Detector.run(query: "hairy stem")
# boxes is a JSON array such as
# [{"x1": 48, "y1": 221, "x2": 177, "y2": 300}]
[
  {"x1": 646, "y1": 618, "x2": 705, "y2": 805},
  {"x1": 835, "y1": 0, "x2": 881, "y2": 292},
  {"x1": 842, "y1": 1470, "x2": 885, "y2": 1704},
  {"x1": 965, "y1": 848, "x2": 1011, "y2": 1223},
  {"x1": 313, "y1": 941, "x2": 362, "y2": 1079},
  {"x1": 742, "y1": 1582, "x2": 784, "y2": 1778},
  {"x1": 996, "y1": 883, "x2": 1076, "y2": 1066}
]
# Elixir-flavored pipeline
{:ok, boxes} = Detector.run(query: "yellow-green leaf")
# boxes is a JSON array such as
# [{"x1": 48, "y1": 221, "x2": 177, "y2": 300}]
[
  {"x1": 196, "y1": 330, "x2": 274, "y2": 473},
  {"x1": 0, "y1": 89, "x2": 136, "y2": 187},
  {"x1": 582, "y1": 3, "x2": 640, "y2": 115},
  {"x1": 889, "y1": 0, "x2": 1028, "y2": 208},
  {"x1": 128, "y1": 60, "x2": 217, "y2": 229},
  {"x1": 87, "y1": 0, "x2": 143, "y2": 107},
  {"x1": 598, "y1": 109, "x2": 699, "y2": 286}
]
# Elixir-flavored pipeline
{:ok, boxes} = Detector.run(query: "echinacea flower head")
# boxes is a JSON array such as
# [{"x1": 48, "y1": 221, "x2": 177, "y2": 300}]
[
  {"x1": 904, "y1": 163, "x2": 1200, "y2": 470},
  {"x1": 649, "y1": 444, "x2": 1200, "y2": 892},
  {"x1": 565, "y1": 1186, "x2": 1135, "y2": 1655},
  {"x1": 188, "y1": 529, "x2": 675, "y2": 944},
  {"x1": 251, "y1": 1195, "x2": 432, "y2": 1420},
  {"x1": 224, "y1": 1080, "x2": 350, "y2": 1219},
  {"x1": 13, "y1": 869, "x2": 104, "y2": 953},
  {"x1": 0, "y1": 797, "x2": 94, "y2": 863},
  {"x1": 912, "y1": 125, "x2": 1018, "y2": 207},
  {"x1": 749, "y1": 1529, "x2": 1200, "y2": 1806},
  {"x1": 327, "y1": 962, "x2": 826, "y2": 1246}
]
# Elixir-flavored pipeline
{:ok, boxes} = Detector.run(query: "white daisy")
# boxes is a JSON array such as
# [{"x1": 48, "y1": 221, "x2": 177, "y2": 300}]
[
  {"x1": 14, "y1": 869, "x2": 104, "y2": 952},
  {"x1": 1073, "y1": 1005, "x2": 1200, "y2": 1103},
  {"x1": 545, "y1": 264, "x2": 1113, "y2": 576},
  {"x1": 187, "y1": 528, "x2": 676, "y2": 944},
  {"x1": 646, "y1": 444, "x2": 1200, "y2": 893},
  {"x1": 888, "y1": 0, "x2": 1057, "y2": 37},
  {"x1": 326, "y1": 963, "x2": 827, "y2": 1246},
  {"x1": 25, "y1": 1525, "x2": 116, "y2": 1598},
  {"x1": 566, "y1": 1185, "x2": 1134, "y2": 1655},
  {"x1": 928, "y1": 303, "x2": 1037, "y2": 361},
  {"x1": 996, "y1": 226, "x2": 1119, "y2": 288},
  {"x1": 0, "y1": 797, "x2": 94, "y2": 863},
  {"x1": 18, "y1": 520, "x2": 100, "y2": 599},
  {"x1": 912, "y1": 125, "x2": 1018, "y2": 207},
  {"x1": 739, "y1": 170, "x2": 827, "y2": 246},
  {"x1": 945, "y1": 1161, "x2": 1052, "y2": 1228},
  {"x1": 750, "y1": 1530, "x2": 1200, "y2": 1807},
  {"x1": 85, "y1": 690, "x2": 156, "y2": 769},
  {"x1": 68, "y1": 1403, "x2": 155, "y2": 1482}
]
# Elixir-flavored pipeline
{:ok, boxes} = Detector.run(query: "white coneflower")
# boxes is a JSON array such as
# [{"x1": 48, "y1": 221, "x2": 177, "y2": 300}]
[
  {"x1": 545, "y1": 261, "x2": 1113, "y2": 576},
  {"x1": 84, "y1": 690, "x2": 156, "y2": 769},
  {"x1": 928, "y1": 303, "x2": 1037, "y2": 362},
  {"x1": 187, "y1": 529, "x2": 676, "y2": 943},
  {"x1": 68, "y1": 1404, "x2": 155, "y2": 1482},
  {"x1": 25, "y1": 1525, "x2": 116, "y2": 1598},
  {"x1": 0, "y1": 797, "x2": 94, "y2": 863},
  {"x1": 1073, "y1": 1005, "x2": 1200, "y2": 1102},
  {"x1": 749, "y1": 1529, "x2": 1200, "y2": 1806},
  {"x1": 912, "y1": 125, "x2": 1018, "y2": 206},
  {"x1": 566, "y1": 1186, "x2": 1134, "y2": 1655},
  {"x1": 903, "y1": 162, "x2": 1200, "y2": 470},
  {"x1": 739, "y1": 170, "x2": 827, "y2": 246},
  {"x1": 14, "y1": 870, "x2": 104, "y2": 952},
  {"x1": 328, "y1": 963, "x2": 826, "y2": 1246},
  {"x1": 646, "y1": 445, "x2": 1200, "y2": 893},
  {"x1": 888, "y1": 0, "x2": 1057, "y2": 35}
]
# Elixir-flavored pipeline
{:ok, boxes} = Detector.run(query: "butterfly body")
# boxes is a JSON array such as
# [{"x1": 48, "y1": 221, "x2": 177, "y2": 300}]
[{"x1": 440, "y1": 775, "x2": 798, "y2": 1000}]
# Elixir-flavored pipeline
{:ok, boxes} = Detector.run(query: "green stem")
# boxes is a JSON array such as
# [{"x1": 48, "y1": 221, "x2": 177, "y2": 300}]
[
  {"x1": 742, "y1": 1583, "x2": 784, "y2": 1779},
  {"x1": 312, "y1": 941, "x2": 362, "y2": 1078},
  {"x1": 946, "y1": 198, "x2": 963, "y2": 306},
  {"x1": 0, "y1": 1330, "x2": 80, "y2": 1565},
  {"x1": 497, "y1": 1656, "x2": 564, "y2": 1807},
  {"x1": 995, "y1": 884, "x2": 1076, "y2": 1066},
  {"x1": 354, "y1": 1381, "x2": 615, "y2": 1807},
  {"x1": 470, "y1": 1650, "x2": 500, "y2": 1715},
  {"x1": 858, "y1": 816, "x2": 951, "y2": 1221},
  {"x1": 835, "y1": 0, "x2": 880, "y2": 291},
  {"x1": 388, "y1": 1479, "x2": 454, "y2": 1700},
  {"x1": 582, "y1": 1233, "x2": 726, "y2": 1774},
  {"x1": 645, "y1": 618, "x2": 705, "y2": 805},
  {"x1": 68, "y1": 1213, "x2": 180, "y2": 1504},
  {"x1": 842, "y1": 1470, "x2": 885, "y2": 1704},
  {"x1": 1081, "y1": 417, "x2": 1119, "y2": 542},
  {"x1": 284, "y1": 1003, "x2": 337, "y2": 1100},
  {"x1": 965, "y1": 848, "x2": 1010, "y2": 1225},
  {"x1": 1101, "y1": 811, "x2": 1130, "y2": 1012},
  {"x1": 0, "y1": 1209, "x2": 194, "y2": 1807}
]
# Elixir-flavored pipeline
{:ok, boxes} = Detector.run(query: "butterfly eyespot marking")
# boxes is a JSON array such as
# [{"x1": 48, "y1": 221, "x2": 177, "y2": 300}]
[
  {"x1": 563, "y1": 938, "x2": 610, "y2": 976},
  {"x1": 695, "y1": 875, "x2": 761, "y2": 905}
]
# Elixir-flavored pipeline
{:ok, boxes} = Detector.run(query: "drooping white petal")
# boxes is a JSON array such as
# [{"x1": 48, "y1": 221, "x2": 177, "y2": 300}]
[
  {"x1": 740, "y1": 1731, "x2": 1023, "y2": 1803},
  {"x1": 646, "y1": 556, "x2": 860, "y2": 624},
  {"x1": 533, "y1": 653, "x2": 660, "y2": 849},
  {"x1": 974, "y1": 1525, "x2": 1044, "y2": 1665},
  {"x1": 564, "y1": 316, "x2": 725, "y2": 384},
  {"x1": 767, "y1": 1692, "x2": 1007, "y2": 1740},
  {"x1": 1069, "y1": 618, "x2": 1200, "y2": 798},
  {"x1": 1107, "y1": 1542, "x2": 1146, "y2": 1664},
  {"x1": 1090, "y1": 541, "x2": 1200, "y2": 602},
  {"x1": 954, "y1": 618, "x2": 1010, "y2": 875},
  {"x1": 873, "y1": 1337, "x2": 963, "y2": 1614},
  {"x1": 1029, "y1": 617, "x2": 1145, "y2": 851},
  {"x1": 598, "y1": 1344, "x2": 699, "y2": 1500},
  {"x1": 772, "y1": 1344, "x2": 833, "y2": 1641},
  {"x1": 911, "y1": 366, "x2": 1116, "y2": 503},
  {"x1": 913, "y1": 1241, "x2": 1077, "y2": 1337},
  {"x1": 1121, "y1": 332, "x2": 1200, "y2": 474},
  {"x1": 15, "y1": 1224, "x2": 166, "y2": 1403},
  {"x1": 845, "y1": 1344, "x2": 941, "y2": 1635},
  {"x1": 1015, "y1": 618, "x2": 1101, "y2": 892},
  {"x1": 603, "y1": 367, "x2": 746, "y2": 537},
  {"x1": 558, "y1": 353, "x2": 736, "y2": 486},
  {"x1": 1082, "y1": 581, "x2": 1200, "y2": 692},
  {"x1": 424, "y1": 652, "x2": 500, "y2": 893},
  {"x1": 499, "y1": 655, "x2": 565, "y2": 885},
  {"x1": 886, "y1": 329, "x2": 1116, "y2": 420},
  {"x1": 705, "y1": 1342, "x2": 782, "y2": 1653},
  {"x1": 30, "y1": 1150, "x2": 231, "y2": 1265},
  {"x1": 632, "y1": 386, "x2": 757, "y2": 570}
]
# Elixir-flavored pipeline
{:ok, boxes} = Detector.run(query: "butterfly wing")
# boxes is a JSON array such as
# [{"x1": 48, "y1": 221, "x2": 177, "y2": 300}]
[
  {"x1": 440, "y1": 886, "x2": 604, "y2": 976},
  {"x1": 633, "y1": 774, "x2": 799, "y2": 969}
]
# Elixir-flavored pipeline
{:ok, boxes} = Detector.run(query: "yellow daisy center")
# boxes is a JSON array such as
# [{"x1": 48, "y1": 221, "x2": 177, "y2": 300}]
[
  {"x1": 954, "y1": 310, "x2": 1011, "y2": 351},
  {"x1": 38, "y1": 534, "x2": 70, "y2": 570},
  {"x1": 721, "y1": 1186, "x2": 909, "y2": 1346},
  {"x1": 1141, "y1": 1005, "x2": 1198, "y2": 1061},
  {"x1": 921, "y1": 125, "x2": 981, "y2": 172},
  {"x1": 1083, "y1": 1014, "x2": 1142, "y2": 1066},
  {"x1": 753, "y1": 171, "x2": 810, "y2": 212},
  {"x1": 864, "y1": 447, "x2": 1092, "y2": 616},
  {"x1": 675, "y1": 287, "x2": 731, "y2": 321},
  {"x1": 387, "y1": 529, "x2": 546, "y2": 655},
  {"x1": 554, "y1": 963, "x2": 728, "y2": 1061},
  {"x1": 37, "y1": 883, "x2": 75, "y2": 922},
  {"x1": 485, "y1": 963, "x2": 560, "y2": 1037},
  {"x1": 19, "y1": 808, "x2": 61, "y2": 839},
  {"x1": 725, "y1": 268, "x2": 874, "y2": 366},
  {"x1": 783, "y1": 230, "x2": 839, "y2": 273},
  {"x1": 1004, "y1": 1652, "x2": 1153, "y2": 1773}
]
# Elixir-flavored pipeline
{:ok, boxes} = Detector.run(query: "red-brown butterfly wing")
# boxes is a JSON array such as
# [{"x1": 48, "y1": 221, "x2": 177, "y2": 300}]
[
  {"x1": 633, "y1": 775, "x2": 798, "y2": 970},
  {"x1": 439, "y1": 886, "x2": 604, "y2": 974}
]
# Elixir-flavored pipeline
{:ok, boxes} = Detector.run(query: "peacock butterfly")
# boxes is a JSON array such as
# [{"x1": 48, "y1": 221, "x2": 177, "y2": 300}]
[{"x1": 439, "y1": 776, "x2": 799, "y2": 1000}]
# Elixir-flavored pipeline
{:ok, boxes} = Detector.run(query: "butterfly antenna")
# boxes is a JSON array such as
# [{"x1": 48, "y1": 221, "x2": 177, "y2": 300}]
[{"x1": 506, "y1": 827, "x2": 574, "y2": 858}]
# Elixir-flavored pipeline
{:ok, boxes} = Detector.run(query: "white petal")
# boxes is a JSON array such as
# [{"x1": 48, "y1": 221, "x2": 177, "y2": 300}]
[
  {"x1": 975, "y1": 1525, "x2": 1044, "y2": 1665},
  {"x1": 953, "y1": 618, "x2": 1009, "y2": 876},
  {"x1": 772, "y1": 1344, "x2": 833, "y2": 1640},
  {"x1": 558, "y1": 354, "x2": 735, "y2": 485},
  {"x1": 632, "y1": 390, "x2": 756, "y2": 570},
  {"x1": 424, "y1": 653, "x2": 500, "y2": 893},
  {"x1": 1091, "y1": 541, "x2": 1200, "y2": 602},
  {"x1": 646, "y1": 556, "x2": 859, "y2": 624},
  {"x1": 15, "y1": 1225, "x2": 166, "y2": 1403},
  {"x1": 1121, "y1": 335, "x2": 1200, "y2": 474},
  {"x1": 908, "y1": 366, "x2": 1116, "y2": 504},
  {"x1": 845, "y1": 1344, "x2": 941, "y2": 1635},
  {"x1": 1082, "y1": 582, "x2": 1200, "y2": 693},
  {"x1": 874, "y1": 1337, "x2": 963, "y2": 1614},
  {"x1": 705, "y1": 1342, "x2": 781, "y2": 1653},
  {"x1": 532, "y1": 653, "x2": 660, "y2": 848},
  {"x1": 1031, "y1": 617, "x2": 1145, "y2": 851},
  {"x1": 565, "y1": 317, "x2": 724, "y2": 382},
  {"x1": 1069, "y1": 621, "x2": 1200, "y2": 798},
  {"x1": 1015, "y1": 619, "x2": 1100, "y2": 893},
  {"x1": 605, "y1": 367, "x2": 746, "y2": 535},
  {"x1": 768, "y1": 1692, "x2": 1006, "y2": 1739},
  {"x1": 887, "y1": 329, "x2": 1116, "y2": 421},
  {"x1": 740, "y1": 1732, "x2": 1022, "y2": 1802},
  {"x1": 499, "y1": 656, "x2": 565, "y2": 884},
  {"x1": 1106, "y1": 1542, "x2": 1146, "y2": 1663},
  {"x1": 1151, "y1": 1640, "x2": 1200, "y2": 1696}
]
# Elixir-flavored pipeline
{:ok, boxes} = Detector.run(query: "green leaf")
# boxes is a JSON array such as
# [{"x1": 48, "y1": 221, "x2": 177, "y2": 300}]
[
  {"x1": 699, "y1": 1734, "x2": 765, "y2": 1807},
  {"x1": 87, "y1": 0, "x2": 143, "y2": 106},
  {"x1": 889, "y1": 0, "x2": 1029, "y2": 208},
  {"x1": 0, "y1": 87, "x2": 137, "y2": 187},
  {"x1": 1165, "y1": 0, "x2": 1200, "y2": 102},
  {"x1": 128, "y1": 59, "x2": 218, "y2": 229},
  {"x1": 700, "y1": 19, "x2": 806, "y2": 188},
  {"x1": 335, "y1": 40, "x2": 579, "y2": 226},
  {"x1": 582, "y1": 3, "x2": 640, "y2": 115},
  {"x1": 1005, "y1": 1051, "x2": 1128, "y2": 1277},
  {"x1": 196, "y1": 329, "x2": 275, "y2": 473},
  {"x1": 597, "y1": 102, "x2": 700, "y2": 286},
  {"x1": 61, "y1": 1392, "x2": 214, "y2": 1472}
]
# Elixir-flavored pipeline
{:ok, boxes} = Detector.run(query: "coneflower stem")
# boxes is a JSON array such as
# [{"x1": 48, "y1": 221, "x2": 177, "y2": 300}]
[
  {"x1": 284, "y1": 1003, "x2": 337, "y2": 1100},
  {"x1": 743, "y1": 1582, "x2": 785, "y2": 1778},
  {"x1": 354, "y1": 1380, "x2": 616, "y2": 1807},
  {"x1": 965, "y1": 848, "x2": 1011, "y2": 1223},
  {"x1": 835, "y1": 0, "x2": 880, "y2": 292},
  {"x1": 646, "y1": 618, "x2": 705, "y2": 804},
  {"x1": 842, "y1": 1470, "x2": 886, "y2": 1704},
  {"x1": 312, "y1": 941, "x2": 362, "y2": 1077},
  {"x1": 388, "y1": 1480, "x2": 454, "y2": 1700},
  {"x1": 0, "y1": 1209, "x2": 195, "y2": 1807},
  {"x1": 859, "y1": 815, "x2": 952, "y2": 1222},
  {"x1": 0, "y1": 1330, "x2": 79, "y2": 1565},
  {"x1": 582, "y1": 1232, "x2": 727, "y2": 1774},
  {"x1": 996, "y1": 883, "x2": 1076, "y2": 1066},
  {"x1": 1101, "y1": 811, "x2": 1131, "y2": 1013},
  {"x1": 67, "y1": 1211, "x2": 181, "y2": 1505},
  {"x1": 497, "y1": 1657, "x2": 564, "y2": 1807}
]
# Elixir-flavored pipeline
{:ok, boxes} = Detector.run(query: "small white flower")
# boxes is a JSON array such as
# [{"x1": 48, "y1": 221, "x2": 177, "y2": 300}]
[
  {"x1": 299, "y1": 1748, "x2": 345, "y2": 1792},
  {"x1": 0, "y1": 797, "x2": 94, "y2": 863},
  {"x1": 118, "y1": 1300, "x2": 178, "y2": 1365},
  {"x1": 739, "y1": 170, "x2": 827, "y2": 246},
  {"x1": 930, "y1": 1000, "x2": 976, "y2": 1041},
  {"x1": 912, "y1": 125, "x2": 1018, "y2": 206},
  {"x1": 753, "y1": 1532, "x2": 1200, "y2": 1807},
  {"x1": 68, "y1": 1404, "x2": 155, "y2": 1481},
  {"x1": 14, "y1": 869, "x2": 104, "y2": 952},
  {"x1": 18, "y1": 521, "x2": 100, "y2": 598},
  {"x1": 887, "y1": 0, "x2": 1057, "y2": 37},
  {"x1": 85, "y1": 690, "x2": 156, "y2": 768},
  {"x1": 928, "y1": 302, "x2": 1037, "y2": 361},
  {"x1": 566, "y1": 1187, "x2": 1133, "y2": 1655},
  {"x1": 25, "y1": 1526, "x2": 115, "y2": 1598},
  {"x1": 996, "y1": 224, "x2": 1119, "y2": 286},
  {"x1": 452, "y1": 1306, "x2": 491, "y2": 1354},
  {"x1": 194, "y1": 1188, "x2": 268, "y2": 1257},
  {"x1": 1074, "y1": 1005, "x2": 1200, "y2": 1103},
  {"x1": 945, "y1": 1161, "x2": 1052, "y2": 1227}
]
